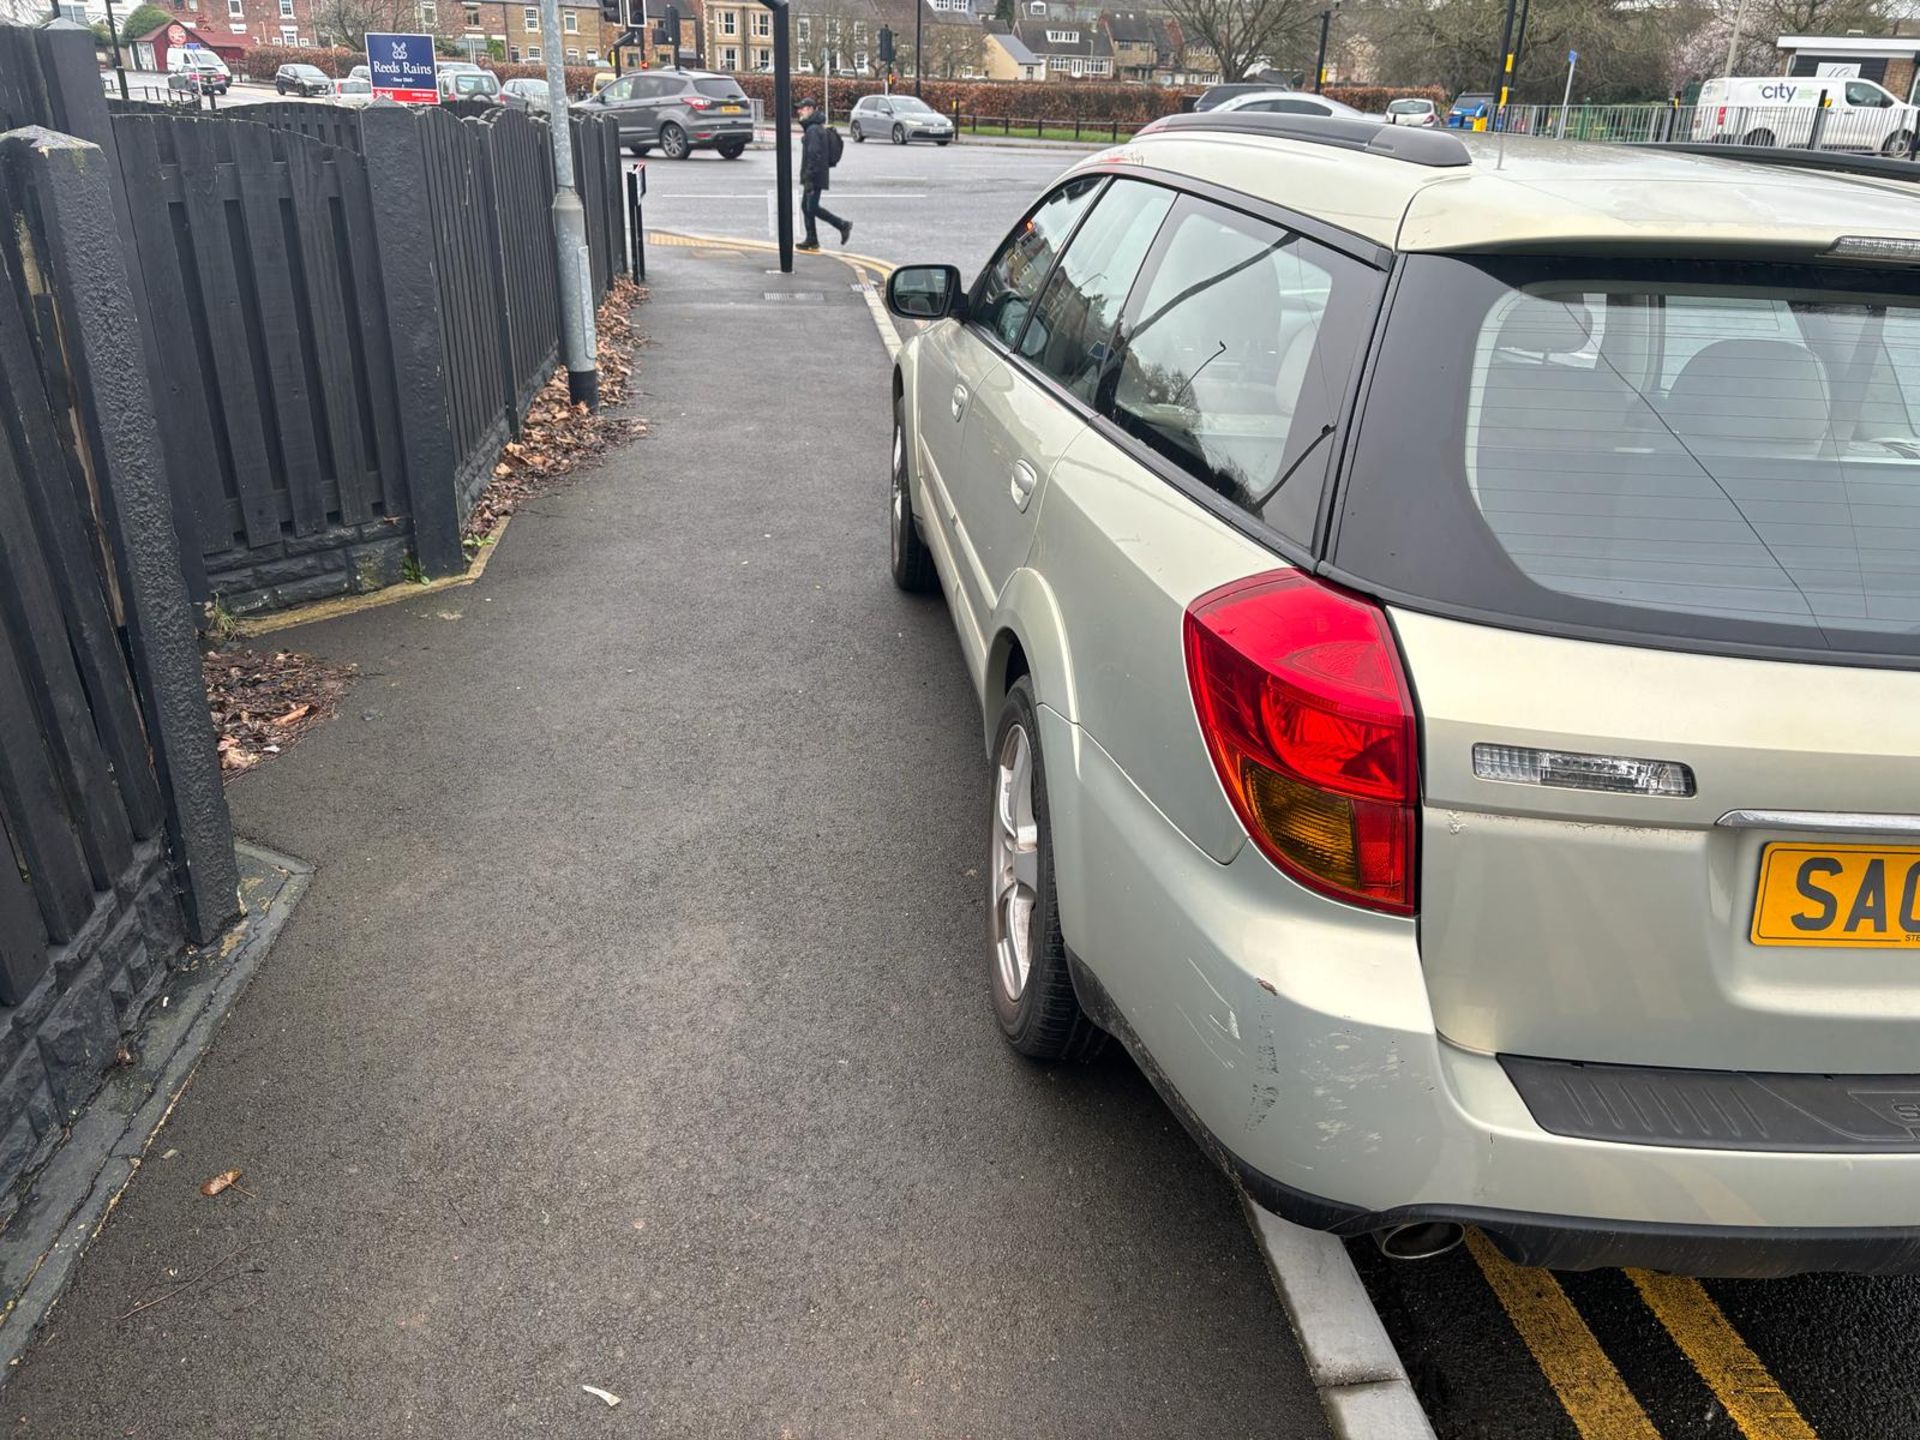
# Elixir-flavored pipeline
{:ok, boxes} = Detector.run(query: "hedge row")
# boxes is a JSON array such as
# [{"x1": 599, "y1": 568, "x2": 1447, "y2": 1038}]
[
  {"x1": 731, "y1": 74, "x2": 1449, "y2": 123},
  {"x1": 237, "y1": 44, "x2": 598, "y2": 96}
]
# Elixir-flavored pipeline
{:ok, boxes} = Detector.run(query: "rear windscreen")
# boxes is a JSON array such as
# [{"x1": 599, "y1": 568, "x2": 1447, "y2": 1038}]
[
  {"x1": 1335, "y1": 254, "x2": 1920, "y2": 662},
  {"x1": 694, "y1": 79, "x2": 746, "y2": 98}
]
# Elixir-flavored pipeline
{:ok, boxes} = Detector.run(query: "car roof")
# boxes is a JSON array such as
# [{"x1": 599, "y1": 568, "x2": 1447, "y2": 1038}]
[{"x1": 1084, "y1": 125, "x2": 1920, "y2": 253}]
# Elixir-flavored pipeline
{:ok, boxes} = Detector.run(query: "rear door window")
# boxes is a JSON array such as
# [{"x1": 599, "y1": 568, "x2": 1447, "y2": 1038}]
[
  {"x1": 1102, "y1": 195, "x2": 1381, "y2": 544},
  {"x1": 694, "y1": 78, "x2": 747, "y2": 98},
  {"x1": 1016, "y1": 178, "x2": 1174, "y2": 402},
  {"x1": 1336, "y1": 254, "x2": 1920, "y2": 661}
]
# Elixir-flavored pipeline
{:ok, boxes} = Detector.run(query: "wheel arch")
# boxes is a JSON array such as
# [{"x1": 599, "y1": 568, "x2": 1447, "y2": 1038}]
[{"x1": 983, "y1": 572, "x2": 1078, "y2": 757}]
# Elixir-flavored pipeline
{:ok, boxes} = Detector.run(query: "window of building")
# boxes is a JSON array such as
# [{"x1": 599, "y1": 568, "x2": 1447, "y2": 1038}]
[
  {"x1": 720, "y1": 8, "x2": 736, "y2": 33},
  {"x1": 524, "y1": 5, "x2": 537, "y2": 28},
  {"x1": 421, "y1": 0, "x2": 437, "y2": 24},
  {"x1": 464, "y1": 2, "x2": 479, "y2": 22},
  {"x1": 752, "y1": 9, "x2": 768, "y2": 35},
  {"x1": 280, "y1": 23, "x2": 298, "y2": 40},
  {"x1": 1046, "y1": 29, "x2": 1077, "y2": 42},
  {"x1": 278, "y1": 0, "x2": 293, "y2": 14},
  {"x1": 565, "y1": 45, "x2": 578, "y2": 57},
  {"x1": 753, "y1": 46, "x2": 770, "y2": 68},
  {"x1": 854, "y1": 49, "x2": 867, "y2": 69},
  {"x1": 563, "y1": 10, "x2": 577, "y2": 30},
  {"x1": 721, "y1": 43, "x2": 738, "y2": 66},
  {"x1": 796, "y1": 15, "x2": 808, "y2": 40},
  {"x1": 525, "y1": 42, "x2": 540, "y2": 57},
  {"x1": 227, "y1": 0, "x2": 242, "y2": 15}
]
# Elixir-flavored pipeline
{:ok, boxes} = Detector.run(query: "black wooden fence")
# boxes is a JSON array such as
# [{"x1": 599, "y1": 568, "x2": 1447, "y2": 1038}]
[
  {"x1": 9, "y1": 27, "x2": 629, "y2": 614},
  {"x1": 0, "y1": 115, "x2": 239, "y2": 1205}
]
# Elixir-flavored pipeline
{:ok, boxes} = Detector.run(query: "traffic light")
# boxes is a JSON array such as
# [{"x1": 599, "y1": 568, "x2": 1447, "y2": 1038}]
[
  {"x1": 662, "y1": 3, "x2": 680, "y2": 61},
  {"x1": 600, "y1": 0, "x2": 621, "y2": 23},
  {"x1": 878, "y1": 25, "x2": 893, "y2": 64}
]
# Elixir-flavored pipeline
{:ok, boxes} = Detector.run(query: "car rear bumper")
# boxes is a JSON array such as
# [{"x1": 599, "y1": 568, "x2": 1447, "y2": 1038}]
[{"x1": 1042, "y1": 705, "x2": 1920, "y2": 1277}]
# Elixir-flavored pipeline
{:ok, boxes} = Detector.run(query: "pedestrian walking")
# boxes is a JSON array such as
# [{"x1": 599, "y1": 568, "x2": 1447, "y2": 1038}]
[{"x1": 796, "y1": 97, "x2": 852, "y2": 253}]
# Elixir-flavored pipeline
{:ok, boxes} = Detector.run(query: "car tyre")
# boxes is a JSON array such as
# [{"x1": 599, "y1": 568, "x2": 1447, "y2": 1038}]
[
  {"x1": 891, "y1": 122, "x2": 906, "y2": 144},
  {"x1": 935, "y1": 139, "x2": 950, "y2": 146},
  {"x1": 1743, "y1": 127, "x2": 1777, "y2": 147},
  {"x1": 852, "y1": 122, "x2": 864, "y2": 141},
  {"x1": 660, "y1": 122, "x2": 690, "y2": 159},
  {"x1": 1884, "y1": 129, "x2": 1916, "y2": 156},
  {"x1": 276, "y1": 81, "x2": 287, "y2": 94},
  {"x1": 890, "y1": 395, "x2": 938, "y2": 595},
  {"x1": 989, "y1": 678, "x2": 1105, "y2": 1062},
  {"x1": 717, "y1": 140, "x2": 746, "y2": 158}
]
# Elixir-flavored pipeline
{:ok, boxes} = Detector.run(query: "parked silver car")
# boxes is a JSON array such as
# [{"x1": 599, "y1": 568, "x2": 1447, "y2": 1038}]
[
  {"x1": 1211, "y1": 89, "x2": 1366, "y2": 119},
  {"x1": 850, "y1": 94, "x2": 953, "y2": 145},
  {"x1": 884, "y1": 111, "x2": 1920, "y2": 1278}
]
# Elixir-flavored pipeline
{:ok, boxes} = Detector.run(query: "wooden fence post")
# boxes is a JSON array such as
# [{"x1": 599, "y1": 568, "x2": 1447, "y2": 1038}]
[
  {"x1": 358, "y1": 104, "x2": 466, "y2": 579},
  {"x1": 1, "y1": 126, "x2": 238, "y2": 943},
  {"x1": 0, "y1": 25, "x2": 210, "y2": 602}
]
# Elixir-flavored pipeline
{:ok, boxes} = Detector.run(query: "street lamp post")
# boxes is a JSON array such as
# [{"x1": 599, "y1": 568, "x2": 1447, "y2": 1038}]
[
  {"x1": 102, "y1": 0, "x2": 128, "y2": 99},
  {"x1": 540, "y1": 0, "x2": 600, "y2": 409},
  {"x1": 1491, "y1": 0, "x2": 1518, "y2": 128},
  {"x1": 768, "y1": 0, "x2": 795, "y2": 271},
  {"x1": 1312, "y1": 1, "x2": 1337, "y2": 94},
  {"x1": 914, "y1": 0, "x2": 923, "y2": 96}
]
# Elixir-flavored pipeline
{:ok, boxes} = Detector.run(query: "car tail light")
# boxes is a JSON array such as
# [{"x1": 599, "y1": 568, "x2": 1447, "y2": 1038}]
[
  {"x1": 1184, "y1": 570, "x2": 1418, "y2": 915},
  {"x1": 685, "y1": 95, "x2": 713, "y2": 110}
]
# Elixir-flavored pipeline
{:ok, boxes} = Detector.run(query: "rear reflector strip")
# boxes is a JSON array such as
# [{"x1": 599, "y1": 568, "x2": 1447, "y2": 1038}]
[{"x1": 1473, "y1": 743, "x2": 1695, "y2": 798}]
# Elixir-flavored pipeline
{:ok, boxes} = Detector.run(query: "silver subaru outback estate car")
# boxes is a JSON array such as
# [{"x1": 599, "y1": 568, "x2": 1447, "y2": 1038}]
[{"x1": 884, "y1": 113, "x2": 1920, "y2": 1277}]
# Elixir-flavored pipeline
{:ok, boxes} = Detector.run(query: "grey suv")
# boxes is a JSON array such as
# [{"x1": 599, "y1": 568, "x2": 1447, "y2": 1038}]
[
  {"x1": 884, "y1": 111, "x2": 1920, "y2": 1278},
  {"x1": 583, "y1": 68, "x2": 752, "y2": 159}
]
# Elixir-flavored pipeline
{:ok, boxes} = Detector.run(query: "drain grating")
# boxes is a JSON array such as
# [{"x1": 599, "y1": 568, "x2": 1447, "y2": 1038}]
[{"x1": 763, "y1": 291, "x2": 827, "y2": 302}]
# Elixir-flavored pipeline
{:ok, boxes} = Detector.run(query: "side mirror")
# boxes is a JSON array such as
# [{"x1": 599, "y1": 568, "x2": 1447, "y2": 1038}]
[{"x1": 886, "y1": 264, "x2": 966, "y2": 322}]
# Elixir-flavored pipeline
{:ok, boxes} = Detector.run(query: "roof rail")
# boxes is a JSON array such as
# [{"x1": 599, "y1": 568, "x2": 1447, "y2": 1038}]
[
  {"x1": 1648, "y1": 142, "x2": 1920, "y2": 184},
  {"x1": 1136, "y1": 111, "x2": 1472, "y2": 168}
]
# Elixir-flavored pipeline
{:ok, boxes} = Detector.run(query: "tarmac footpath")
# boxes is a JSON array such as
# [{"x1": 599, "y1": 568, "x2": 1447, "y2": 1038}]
[{"x1": 2, "y1": 242, "x2": 1332, "y2": 1437}]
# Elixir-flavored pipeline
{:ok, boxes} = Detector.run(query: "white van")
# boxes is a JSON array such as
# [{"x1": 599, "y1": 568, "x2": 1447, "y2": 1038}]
[
  {"x1": 166, "y1": 47, "x2": 232, "y2": 95},
  {"x1": 1693, "y1": 75, "x2": 1917, "y2": 154}
]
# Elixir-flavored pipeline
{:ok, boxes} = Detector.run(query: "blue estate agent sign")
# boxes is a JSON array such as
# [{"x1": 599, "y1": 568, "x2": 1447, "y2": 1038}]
[{"x1": 367, "y1": 32, "x2": 438, "y2": 104}]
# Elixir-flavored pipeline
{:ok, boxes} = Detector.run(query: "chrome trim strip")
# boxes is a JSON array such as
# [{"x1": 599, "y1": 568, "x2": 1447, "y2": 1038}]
[{"x1": 1717, "y1": 809, "x2": 1920, "y2": 834}]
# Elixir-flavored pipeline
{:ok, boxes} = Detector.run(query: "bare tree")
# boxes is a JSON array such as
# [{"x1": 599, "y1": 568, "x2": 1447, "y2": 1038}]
[{"x1": 1160, "y1": 0, "x2": 1315, "y2": 82}]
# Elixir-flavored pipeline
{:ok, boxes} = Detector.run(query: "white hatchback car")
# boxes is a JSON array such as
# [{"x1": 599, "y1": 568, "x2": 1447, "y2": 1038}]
[{"x1": 885, "y1": 113, "x2": 1920, "y2": 1277}]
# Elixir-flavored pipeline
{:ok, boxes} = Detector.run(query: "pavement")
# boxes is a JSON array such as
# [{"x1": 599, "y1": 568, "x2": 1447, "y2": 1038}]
[{"x1": 2, "y1": 240, "x2": 1330, "y2": 1436}]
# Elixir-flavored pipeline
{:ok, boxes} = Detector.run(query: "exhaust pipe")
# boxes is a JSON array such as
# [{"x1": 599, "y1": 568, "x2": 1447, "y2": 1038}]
[{"x1": 1373, "y1": 1221, "x2": 1465, "y2": 1261}]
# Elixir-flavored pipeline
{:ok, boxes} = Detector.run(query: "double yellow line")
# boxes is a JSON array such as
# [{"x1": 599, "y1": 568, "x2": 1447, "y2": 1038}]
[{"x1": 1466, "y1": 1230, "x2": 1817, "y2": 1439}]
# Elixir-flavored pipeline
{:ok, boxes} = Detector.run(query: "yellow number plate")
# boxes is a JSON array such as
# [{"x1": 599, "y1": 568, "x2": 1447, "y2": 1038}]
[{"x1": 1751, "y1": 842, "x2": 1920, "y2": 947}]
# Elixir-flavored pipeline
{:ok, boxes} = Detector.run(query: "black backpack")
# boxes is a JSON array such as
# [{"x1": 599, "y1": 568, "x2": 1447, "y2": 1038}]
[{"x1": 826, "y1": 126, "x2": 845, "y2": 166}]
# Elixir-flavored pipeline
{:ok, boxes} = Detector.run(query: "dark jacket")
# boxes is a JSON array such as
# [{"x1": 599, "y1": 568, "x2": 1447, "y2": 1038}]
[{"x1": 799, "y1": 111, "x2": 832, "y2": 191}]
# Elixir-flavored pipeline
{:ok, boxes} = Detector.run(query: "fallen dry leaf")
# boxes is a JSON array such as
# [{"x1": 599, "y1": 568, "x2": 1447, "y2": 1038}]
[
  {"x1": 200, "y1": 1168, "x2": 242, "y2": 1197},
  {"x1": 581, "y1": 1385, "x2": 621, "y2": 1408},
  {"x1": 270, "y1": 703, "x2": 311, "y2": 727}
]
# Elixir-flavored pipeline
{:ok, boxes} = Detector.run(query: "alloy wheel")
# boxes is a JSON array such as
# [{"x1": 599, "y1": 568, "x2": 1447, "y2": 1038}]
[
  {"x1": 890, "y1": 421, "x2": 905, "y2": 571},
  {"x1": 990, "y1": 723, "x2": 1040, "y2": 1002}
]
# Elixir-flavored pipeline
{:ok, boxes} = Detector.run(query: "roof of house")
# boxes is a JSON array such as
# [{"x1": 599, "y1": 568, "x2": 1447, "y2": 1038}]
[
  {"x1": 1083, "y1": 123, "x2": 1920, "y2": 253},
  {"x1": 1012, "y1": 17, "x2": 1110, "y2": 58},
  {"x1": 1101, "y1": 10, "x2": 1157, "y2": 44},
  {"x1": 989, "y1": 29, "x2": 1040, "y2": 64}
]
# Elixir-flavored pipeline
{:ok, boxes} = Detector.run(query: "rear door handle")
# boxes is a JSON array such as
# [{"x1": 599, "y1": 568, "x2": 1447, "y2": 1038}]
[
  {"x1": 1009, "y1": 459, "x2": 1038, "y2": 511},
  {"x1": 951, "y1": 384, "x2": 968, "y2": 422}
]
